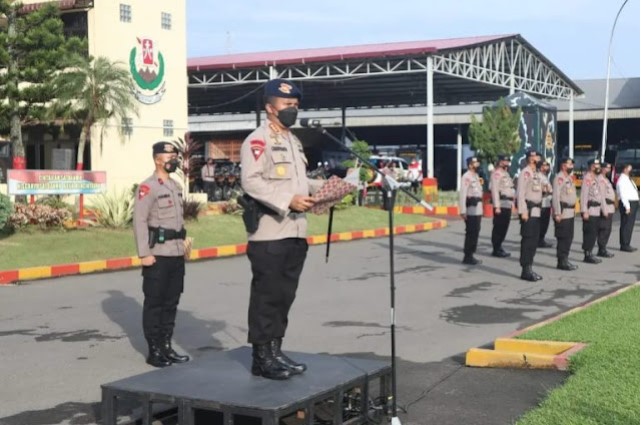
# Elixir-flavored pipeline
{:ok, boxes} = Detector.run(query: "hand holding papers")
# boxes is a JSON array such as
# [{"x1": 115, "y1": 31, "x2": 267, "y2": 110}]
[{"x1": 309, "y1": 174, "x2": 358, "y2": 214}]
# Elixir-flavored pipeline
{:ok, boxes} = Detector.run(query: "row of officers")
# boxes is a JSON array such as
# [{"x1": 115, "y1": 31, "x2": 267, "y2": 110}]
[{"x1": 459, "y1": 150, "x2": 632, "y2": 282}]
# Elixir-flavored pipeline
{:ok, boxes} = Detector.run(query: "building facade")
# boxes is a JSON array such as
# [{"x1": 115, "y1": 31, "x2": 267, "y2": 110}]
[{"x1": 16, "y1": 0, "x2": 188, "y2": 190}]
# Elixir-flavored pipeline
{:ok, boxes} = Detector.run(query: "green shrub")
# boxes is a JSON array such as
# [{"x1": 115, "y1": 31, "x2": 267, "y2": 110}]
[
  {"x1": 8, "y1": 203, "x2": 72, "y2": 230},
  {"x1": 37, "y1": 195, "x2": 74, "y2": 213},
  {"x1": 89, "y1": 189, "x2": 134, "y2": 228},
  {"x1": 183, "y1": 197, "x2": 204, "y2": 221},
  {"x1": 0, "y1": 193, "x2": 13, "y2": 230}
]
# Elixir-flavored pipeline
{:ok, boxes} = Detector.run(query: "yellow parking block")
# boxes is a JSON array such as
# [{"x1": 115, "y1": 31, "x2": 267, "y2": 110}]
[
  {"x1": 19, "y1": 266, "x2": 52, "y2": 281},
  {"x1": 466, "y1": 348, "x2": 558, "y2": 369},
  {"x1": 217, "y1": 245, "x2": 239, "y2": 257},
  {"x1": 79, "y1": 260, "x2": 107, "y2": 274},
  {"x1": 494, "y1": 338, "x2": 576, "y2": 355}
]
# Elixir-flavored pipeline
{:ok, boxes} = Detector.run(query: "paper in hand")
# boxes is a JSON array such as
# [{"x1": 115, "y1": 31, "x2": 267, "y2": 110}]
[{"x1": 309, "y1": 175, "x2": 357, "y2": 214}]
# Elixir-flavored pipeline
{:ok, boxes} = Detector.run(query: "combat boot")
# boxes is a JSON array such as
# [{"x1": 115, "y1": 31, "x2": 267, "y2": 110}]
[
  {"x1": 556, "y1": 257, "x2": 577, "y2": 271},
  {"x1": 538, "y1": 239, "x2": 553, "y2": 248},
  {"x1": 252, "y1": 344, "x2": 292, "y2": 380},
  {"x1": 491, "y1": 249, "x2": 510, "y2": 258},
  {"x1": 270, "y1": 339, "x2": 307, "y2": 375},
  {"x1": 160, "y1": 334, "x2": 190, "y2": 363},
  {"x1": 462, "y1": 255, "x2": 482, "y2": 265},
  {"x1": 520, "y1": 265, "x2": 537, "y2": 282},
  {"x1": 583, "y1": 251, "x2": 602, "y2": 264},
  {"x1": 597, "y1": 248, "x2": 614, "y2": 258},
  {"x1": 146, "y1": 340, "x2": 172, "y2": 368}
]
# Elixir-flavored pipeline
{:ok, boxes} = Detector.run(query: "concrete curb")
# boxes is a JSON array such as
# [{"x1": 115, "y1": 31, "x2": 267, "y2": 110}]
[
  {"x1": 0, "y1": 218, "x2": 447, "y2": 285},
  {"x1": 394, "y1": 205, "x2": 460, "y2": 217},
  {"x1": 465, "y1": 282, "x2": 639, "y2": 370}
]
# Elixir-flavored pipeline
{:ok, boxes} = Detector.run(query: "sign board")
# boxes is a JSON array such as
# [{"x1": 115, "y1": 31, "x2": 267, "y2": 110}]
[{"x1": 7, "y1": 170, "x2": 107, "y2": 195}]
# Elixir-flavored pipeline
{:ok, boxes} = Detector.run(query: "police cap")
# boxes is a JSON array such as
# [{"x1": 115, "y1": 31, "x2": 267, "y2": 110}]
[
  {"x1": 152, "y1": 141, "x2": 179, "y2": 156},
  {"x1": 466, "y1": 156, "x2": 479, "y2": 166},
  {"x1": 560, "y1": 157, "x2": 574, "y2": 164},
  {"x1": 588, "y1": 158, "x2": 601, "y2": 166},
  {"x1": 527, "y1": 150, "x2": 542, "y2": 158},
  {"x1": 264, "y1": 78, "x2": 302, "y2": 100},
  {"x1": 497, "y1": 154, "x2": 511, "y2": 162}
]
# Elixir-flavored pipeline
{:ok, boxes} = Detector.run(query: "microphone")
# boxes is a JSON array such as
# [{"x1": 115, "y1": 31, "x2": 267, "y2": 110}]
[{"x1": 299, "y1": 118, "x2": 322, "y2": 128}]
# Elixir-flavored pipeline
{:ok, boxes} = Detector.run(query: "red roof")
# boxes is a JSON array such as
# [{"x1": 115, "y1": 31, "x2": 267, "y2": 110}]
[
  {"x1": 188, "y1": 35, "x2": 514, "y2": 71},
  {"x1": 19, "y1": 0, "x2": 86, "y2": 14}
]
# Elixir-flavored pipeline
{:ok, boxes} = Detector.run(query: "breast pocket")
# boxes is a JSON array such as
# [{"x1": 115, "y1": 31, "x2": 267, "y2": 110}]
[
  {"x1": 157, "y1": 198, "x2": 176, "y2": 219},
  {"x1": 269, "y1": 150, "x2": 293, "y2": 180}
]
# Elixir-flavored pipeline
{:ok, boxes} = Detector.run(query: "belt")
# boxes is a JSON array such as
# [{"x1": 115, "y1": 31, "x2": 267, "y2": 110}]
[
  {"x1": 148, "y1": 226, "x2": 186, "y2": 244},
  {"x1": 587, "y1": 201, "x2": 601, "y2": 207},
  {"x1": 499, "y1": 195, "x2": 514, "y2": 201},
  {"x1": 526, "y1": 201, "x2": 542, "y2": 209},
  {"x1": 466, "y1": 197, "x2": 481, "y2": 207},
  {"x1": 605, "y1": 199, "x2": 615, "y2": 205},
  {"x1": 560, "y1": 202, "x2": 574, "y2": 209}
]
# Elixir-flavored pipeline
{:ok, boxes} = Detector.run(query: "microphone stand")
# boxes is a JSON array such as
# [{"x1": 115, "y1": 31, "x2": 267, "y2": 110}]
[{"x1": 305, "y1": 122, "x2": 431, "y2": 425}]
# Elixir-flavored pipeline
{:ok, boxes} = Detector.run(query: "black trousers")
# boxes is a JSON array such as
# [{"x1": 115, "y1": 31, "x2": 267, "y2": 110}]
[
  {"x1": 246, "y1": 238, "x2": 308, "y2": 345},
  {"x1": 555, "y1": 217, "x2": 574, "y2": 260},
  {"x1": 520, "y1": 217, "x2": 540, "y2": 267},
  {"x1": 619, "y1": 201, "x2": 639, "y2": 248},
  {"x1": 491, "y1": 208, "x2": 512, "y2": 251},
  {"x1": 582, "y1": 216, "x2": 600, "y2": 251},
  {"x1": 597, "y1": 214, "x2": 613, "y2": 251},
  {"x1": 203, "y1": 181, "x2": 215, "y2": 200},
  {"x1": 539, "y1": 207, "x2": 551, "y2": 242},
  {"x1": 464, "y1": 215, "x2": 482, "y2": 256},
  {"x1": 142, "y1": 256, "x2": 185, "y2": 342}
]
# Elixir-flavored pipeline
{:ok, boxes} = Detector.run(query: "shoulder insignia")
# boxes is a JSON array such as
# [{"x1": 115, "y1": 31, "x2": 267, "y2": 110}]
[
  {"x1": 138, "y1": 184, "x2": 151, "y2": 200},
  {"x1": 250, "y1": 139, "x2": 265, "y2": 161},
  {"x1": 557, "y1": 176, "x2": 564, "y2": 184}
]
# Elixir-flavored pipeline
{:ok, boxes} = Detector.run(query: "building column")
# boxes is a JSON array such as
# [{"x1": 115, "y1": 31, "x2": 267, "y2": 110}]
[
  {"x1": 569, "y1": 91, "x2": 574, "y2": 158},
  {"x1": 426, "y1": 56, "x2": 434, "y2": 178},
  {"x1": 456, "y1": 125, "x2": 463, "y2": 191}
]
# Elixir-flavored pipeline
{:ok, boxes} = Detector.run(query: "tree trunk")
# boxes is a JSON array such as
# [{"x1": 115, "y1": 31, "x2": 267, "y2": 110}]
[
  {"x1": 8, "y1": 7, "x2": 25, "y2": 169},
  {"x1": 76, "y1": 123, "x2": 90, "y2": 170}
]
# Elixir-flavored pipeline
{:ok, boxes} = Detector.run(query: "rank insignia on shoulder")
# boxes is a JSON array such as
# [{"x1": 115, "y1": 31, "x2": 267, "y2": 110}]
[
  {"x1": 250, "y1": 139, "x2": 265, "y2": 161},
  {"x1": 138, "y1": 184, "x2": 151, "y2": 200}
]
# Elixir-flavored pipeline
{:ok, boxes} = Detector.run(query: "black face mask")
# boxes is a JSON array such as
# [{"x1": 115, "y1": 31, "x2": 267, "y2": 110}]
[
  {"x1": 276, "y1": 106, "x2": 298, "y2": 128},
  {"x1": 536, "y1": 160, "x2": 543, "y2": 168},
  {"x1": 164, "y1": 158, "x2": 179, "y2": 173},
  {"x1": 594, "y1": 167, "x2": 602, "y2": 174},
  {"x1": 566, "y1": 167, "x2": 574, "y2": 174}
]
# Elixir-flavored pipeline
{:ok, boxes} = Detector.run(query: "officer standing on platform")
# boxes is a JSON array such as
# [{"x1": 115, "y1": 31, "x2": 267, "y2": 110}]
[
  {"x1": 133, "y1": 142, "x2": 190, "y2": 368},
  {"x1": 538, "y1": 160, "x2": 554, "y2": 248},
  {"x1": 459, "y1": 156, "x2": 483, "y2": 265},
  {"x1": 517, "y1": 150, "x2": 544, "y2": 281},
  {"x1": 552, "y1": 157, "x2": 578, "y2": 270},
  {"x1": 240, "y1": 78, "x2": 322, "y2": 380},
  {"x1": 580, "y1": 159, "x2": 606, "y2": 264},
  {"x1": 490, "y1": 154, "x2": 515, "y2": 258},
  {"x1": 596, "y1": 162, "x2": 616, "y2": 258}
]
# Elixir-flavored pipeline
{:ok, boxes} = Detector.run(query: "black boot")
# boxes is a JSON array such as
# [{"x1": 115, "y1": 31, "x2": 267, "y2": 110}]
[
  {"x1": 538, "y1": 239, "x2": 553, "y2": 248},
  {"x1": 491, "y1": 248, "x2": 510, "y2": 258},
  {"x1": 520, "y1": 265, "x2": 537, "y2": 282},
  {"x1": 270, "y1": 338, "x2": 307, "y2": 375},
  {"x1": 251, "y1": 344, "x2": 292, "y2": 380},
  {"x1": 462, "y1": 255, "x2": 482, "y2": 265},
  {"x1": 583, "y1": 250, "x2": 602, "y2": 264},
  {"x1": 597, "y1": 248, "x2": 614, "y2": 258},
  {"x1": 557, "y1": 258, "x2": 572, "y2": 271},
  {"x1": 160, "y1": 334, "x2": 190, "y2": 363},
  {"x1": 146, "y1": 340, "x2": 172, "y2": 368},
  {"x1": 566, "y1": 260, "x2": 578, "y2": 270}
]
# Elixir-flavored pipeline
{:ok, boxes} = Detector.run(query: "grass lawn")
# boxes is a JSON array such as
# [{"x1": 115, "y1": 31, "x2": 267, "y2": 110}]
[
  {"x1": 517, "y1": 285, "x2": 640, "y2": 425},
  {"x1": 0, "y1": 207, "x2": 436, "y2": 269}
]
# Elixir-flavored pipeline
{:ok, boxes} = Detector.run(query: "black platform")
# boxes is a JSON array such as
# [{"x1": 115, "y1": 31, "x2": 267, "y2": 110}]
[{"x1": 101, "y1": 347, "x2": 391, "y2": 425}]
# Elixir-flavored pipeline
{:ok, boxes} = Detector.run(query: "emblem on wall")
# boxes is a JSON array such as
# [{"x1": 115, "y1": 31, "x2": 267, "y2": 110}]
[{"x1": 129, "y1": 37, "x2": 166, "y2": 104}]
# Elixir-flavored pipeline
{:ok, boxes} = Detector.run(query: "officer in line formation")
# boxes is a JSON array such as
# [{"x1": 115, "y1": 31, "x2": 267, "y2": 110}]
[
  {"x1": 133, "y1": 142, "x2": 191, "y2": 368},
  {"x1": 461, "y1": 151, "x2": 627, "y2": 282},
  {"x1": 239, "y1": 78, "x2": 323, "y2": 380},
  {"x1": 459, "y1": 156, "x2": 483, "y2": 265}
]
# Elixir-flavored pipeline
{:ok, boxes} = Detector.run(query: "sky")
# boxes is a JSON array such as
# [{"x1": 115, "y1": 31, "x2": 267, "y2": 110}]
[{"x1": 186, "y1": 0, "x2": 640, "y2": 80}]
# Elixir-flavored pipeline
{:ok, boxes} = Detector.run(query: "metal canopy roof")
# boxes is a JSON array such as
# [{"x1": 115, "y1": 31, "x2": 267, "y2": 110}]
[{"x1": 188, "y1": 34, "x2": 583, "y2": 116}]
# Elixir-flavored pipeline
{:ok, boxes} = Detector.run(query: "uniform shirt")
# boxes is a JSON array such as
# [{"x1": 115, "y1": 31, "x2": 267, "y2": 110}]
[
  {"x1": 580, "y1": 172, "x2": 606, "y2": 217},
  {"x1": 201, "y1": 164, "x2": 216, "y2": 182},
  {"x1": 459, "y1": 170, "x2": 483, "y2": 216},
  {"x1": 133, "y1": 173, "x2": 185, "y2": 257},
  {"x1": 616, "y1": 173, "x2": 640, "y2": 210},
  {"x1": 597, "y1": 174, "x2": 616, "y2": 215},
  {"x1": 552, "y1": 171, "x2": 577, "y2": 219},
  {"x1": 517, "y1": 166, "x2": 543, "y2": 218},
  {"x1": 540, "y1": 173, "x2": 553, "y2": 208},
  {"x1": 240, "y1": 121, "x2": 323, "y2": 242},
  {"x1": 490, "y1": 167, "x2": 515, "y2": 209}
]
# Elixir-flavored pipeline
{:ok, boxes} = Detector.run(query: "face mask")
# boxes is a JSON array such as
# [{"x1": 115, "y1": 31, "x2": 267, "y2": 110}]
[
  {"x1": 164, "y1": 158, "x2": 179, "y2": 173},
  {"x1": 536, "y1": 160, "x2": 543, "y2": 168},
  {"x1": 594, "y1": 167, "x2": 601, "y2": 174},
  {"x1": 566, "y1": 167, "x2": 574, "y2": 173},
  {"x1": 276, "y1": 106, "x2": 298, "y2": 128}
]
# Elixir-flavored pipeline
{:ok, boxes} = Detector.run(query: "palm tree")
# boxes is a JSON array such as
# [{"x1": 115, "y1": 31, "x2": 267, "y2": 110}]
[{"x1": 54, "y1": 55, "x2": 138, "y2": 170}]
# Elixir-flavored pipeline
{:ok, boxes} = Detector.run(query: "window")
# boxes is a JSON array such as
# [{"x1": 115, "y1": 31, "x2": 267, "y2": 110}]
[
  {"x1": 122, "y1": 118, "x2": 133, "y2": 136},
  {"x1": 163, "y1": 120, "x2": 174, "y2": 137},
  {"x1": 120, "y1": 4, "x2": 131, "y2": 23},
  {"x1": 161, "y1": 12, "x2": 171, "y2": 30}
]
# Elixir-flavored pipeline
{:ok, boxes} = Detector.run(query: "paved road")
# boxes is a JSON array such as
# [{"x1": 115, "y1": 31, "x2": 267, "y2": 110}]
[{"x1": 0, "y1": 216, "x2": 638, "y2": 424}]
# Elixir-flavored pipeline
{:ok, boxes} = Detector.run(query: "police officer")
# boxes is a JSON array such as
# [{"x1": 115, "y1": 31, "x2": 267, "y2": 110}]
[
  {"x1": 552, "y1": 157, "x2": 578, "y2": 270},
  {"x1": 580, "y1": 159, "x2": 606, "y2": 263},
  {"x1": 240, "y1": 79, "x2": 322, "y2": 380},
  {"x1": 490, "y1": 154, "x2": 514, "y2": 257},
  {"x1": 596, "y1": 162, "x2": 616, "y2": 258},
  {"x1": 538, "y1": 160, "x2": 554, "y2": 248},
  {"x1": 133, "y1": 142, "x2": 190, "y2": 368},
  {"x1": 517, "y1": 150, "x2": 544, "y2": 281},
  {"x1": 459, "y1": 156, "x2": 483, "y2": 265}
]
